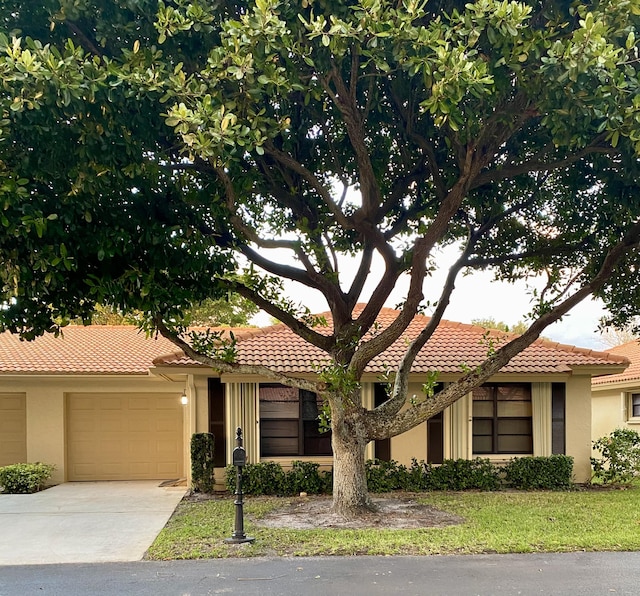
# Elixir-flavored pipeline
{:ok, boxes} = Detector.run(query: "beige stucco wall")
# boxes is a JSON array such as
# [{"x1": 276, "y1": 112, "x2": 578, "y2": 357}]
[
  {"x1": 592, "y1": 388, "x2": 626, "y2": 442},
  {"x1": 389, "y1": 382, "x2": 430, "y2": 466},
  {"x1": 380, "y1": 375, "x2": 594, "y2": 483},
  {"x1": 565, "y1": 375, "x2": 593, "y2": 483},
  {"x1": 0, "y1": 375, "x2": 187, "y2": 485}
]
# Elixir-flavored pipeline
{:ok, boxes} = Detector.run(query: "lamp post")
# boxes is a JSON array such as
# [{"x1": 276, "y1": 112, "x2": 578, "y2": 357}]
[{"x1": 224, "y1": 427, "x2": 255, "y2": 544}]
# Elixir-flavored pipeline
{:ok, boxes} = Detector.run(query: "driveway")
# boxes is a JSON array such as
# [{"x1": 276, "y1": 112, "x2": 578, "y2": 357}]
[{"x1": 0, "y1": 481, "x2": 186, "y2": 565}]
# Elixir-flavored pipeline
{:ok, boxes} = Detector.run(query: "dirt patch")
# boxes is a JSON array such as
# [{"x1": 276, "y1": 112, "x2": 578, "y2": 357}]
[{"x1": 252, "y1": 494, "x2": 464, "y2": 530}]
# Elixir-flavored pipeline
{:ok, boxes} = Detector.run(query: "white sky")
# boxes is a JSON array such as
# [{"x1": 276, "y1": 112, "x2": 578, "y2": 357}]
[{"x1": 252, "y1": 243, "x2": 610, "y2": 350}]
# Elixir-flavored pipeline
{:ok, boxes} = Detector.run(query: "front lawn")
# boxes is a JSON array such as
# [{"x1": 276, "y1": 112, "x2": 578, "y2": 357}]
[{"x1": 146, "y1": 485, "x2": 640, "y2": 559}]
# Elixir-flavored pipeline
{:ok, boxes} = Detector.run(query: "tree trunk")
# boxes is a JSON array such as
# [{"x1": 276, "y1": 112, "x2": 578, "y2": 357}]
[{"x1": 331, "y1": 412, "x2": 375, "y2": 517}]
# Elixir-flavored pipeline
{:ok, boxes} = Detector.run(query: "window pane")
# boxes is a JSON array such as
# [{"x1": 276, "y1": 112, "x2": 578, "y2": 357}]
[
  {"x1": 260, "y1": 385, "x2": 299, "y2": 419},
  {"x1": 498, "y1": 418, "x2": 532, "y2": 435},
  {"x1": 473, "y1": 387, "x2": 492, "y2": 401},
  {"x1": 473, "y1": 419, "x2": 493, "y2": 435},
  {"x1": 497, "y1": 385, "x2": 530, "y2": 401},
  {"x1": 473, "y1": 436, "x2": 493, "y2": 453},
  {"x1": 301, "y1": 390, "x2": 321, "y2": 421},
  {"x1": 497, "y1": 401, "x2": 532, "y2": 417},
  {"x1": 303, "y1": 421, "x2": 332, "y2": 456},
  {"x1": 498, "y1": 434, "x2": 532, "y2": 453},
  {"x1": 632, "y1": 395, "x2": 640, "y2": 418},
  {"x1": 472, "y1": 384, "x2": 532, "y2": 455},
  {"x1": 473, "y1": 401, "x2": 493, "y2": 417}
]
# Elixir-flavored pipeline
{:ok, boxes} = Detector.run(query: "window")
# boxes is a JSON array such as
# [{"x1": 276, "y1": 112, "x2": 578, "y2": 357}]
[
  {"x1": 472, "y1": 384, "x2": 532, "y2": 454},
  {"x1": 259, "y1": 384, "x2": 332, "y2": 457},
  {"x1": 631, "y1": 394, "x2": 640, "y2": 418}
]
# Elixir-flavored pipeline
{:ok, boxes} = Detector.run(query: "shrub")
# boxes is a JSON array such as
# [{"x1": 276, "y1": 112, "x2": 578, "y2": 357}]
[
  {"x1": 503, "y1": 455, "x2": 574, "y2": 490},
  {"x1": 424, "y1": 458, "x2": 500, "y2": 491},
  {"x1": 226, "y1": 462, "x2": 288, "y2": 495},
  {"x1": 286, "y1": 461, "x2": 332, "y2": 495},
  {"x1": 191, "y1": 433, "x2": 216, "y2": 493},
  {"x1": 366, "y1": 459, "x2": 410, "y2": 492},
  {"x1": 0, "y1": 463, "x2": 55, "y2": 494},
  {"x1": 591, "y1": 428, "x2": 640, "y2": 486}
]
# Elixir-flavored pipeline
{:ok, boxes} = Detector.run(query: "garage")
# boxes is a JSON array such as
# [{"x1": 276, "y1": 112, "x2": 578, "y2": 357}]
[
  {"x1": 66, "y1": 393, "x2": 184, "y2": 481},
  {"x1": 0, "y1": 393, "x2": 27, "y2": 467}
]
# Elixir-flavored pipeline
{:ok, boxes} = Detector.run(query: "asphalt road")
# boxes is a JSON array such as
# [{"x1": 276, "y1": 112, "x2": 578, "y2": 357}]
[{"x1": 1, "y1": 552, "x2": 639, "y2": 595}]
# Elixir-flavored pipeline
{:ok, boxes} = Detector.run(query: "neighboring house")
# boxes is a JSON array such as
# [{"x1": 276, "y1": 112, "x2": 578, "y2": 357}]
[
  {"x1": 592, "y1": 340, "x2": 640, "y2": 441},
  {"x1": 0, "y1": 308, "x2": 628, "y2": 486}
]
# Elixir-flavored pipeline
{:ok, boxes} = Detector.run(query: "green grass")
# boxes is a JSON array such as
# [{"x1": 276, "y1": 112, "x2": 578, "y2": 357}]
[{"x1": 146, "y1": 485, "x2": 640, "y2": 559}]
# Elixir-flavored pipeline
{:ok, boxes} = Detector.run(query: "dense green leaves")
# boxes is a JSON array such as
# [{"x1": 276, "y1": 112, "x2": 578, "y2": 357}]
[{"x1": 2, "y1": 0, "x2": 640, "y2": 511}]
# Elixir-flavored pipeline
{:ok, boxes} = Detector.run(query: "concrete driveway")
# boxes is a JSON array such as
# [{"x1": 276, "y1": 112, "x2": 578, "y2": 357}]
[{"x1": 0, "y1": 481, "x2": 186, "y2": 565}]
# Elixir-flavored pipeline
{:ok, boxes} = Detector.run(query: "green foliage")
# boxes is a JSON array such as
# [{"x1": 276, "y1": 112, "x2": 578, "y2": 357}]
[
  {"x1": 183, "y1": 295, "x2": 259, "y2": 327},
  {"x1": 286, "y1": 461, "x2": 333, "y2": 495},
  {"x1": 503, "y1": 455, "x2": 574, "y2": 490},
  {"x1": 0, "y1": 462, "x2": 55, "y2": 494},
  {"x1": 226, "y1": 462, "x2": 287, "y2": 496},
  {"x1": 226, "y1": 456, "x2": 580, "y2": 495},
  {"x1": 225, "y1": 461, "x2": 332, "y2": 496},
  {"x1": 190, "y1": 433, "x2": 215, "y2": 493},
  {"x1": 365, "y1": 459, "x2": 413, "y2": 492},
  {"x1": 424, "y1": 458, "x2": 501, "y2": 491},
  {"x1": 472, "y1": 318, "x2": 529, "y2": 335},
  {"x1": 4, "y1": 0, "x2": 640, "y2": 514},
  {"x1": 591, "y1": 428, "x2": 640, "y2": 486},
  {"x1": 364, "y1": 458, "x2": 501, "y2": 491}
]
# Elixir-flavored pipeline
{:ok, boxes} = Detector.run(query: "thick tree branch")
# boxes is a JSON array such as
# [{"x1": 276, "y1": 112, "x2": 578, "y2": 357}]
[
  {"x1": 367, "y1": 231, "x2": 477, "y2": 421},
  {"x1": 154, "y1": 317, "x2": 323, "y2": 392},
  {"x1": 370, "y1": 220, "x2": 640, "y2": 439},
  {"x1": 472, "y1": 142, "x2": 615, "y2": 189},
  {"x1": 263, "y1": 143, "x2": 353, "y2": 230},
  {"x1": 322, "y1": 67, "x2": 380, "y2": 218}
]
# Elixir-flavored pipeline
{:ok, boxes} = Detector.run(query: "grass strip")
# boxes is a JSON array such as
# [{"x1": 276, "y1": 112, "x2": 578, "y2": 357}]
[{"x1": 147, "y1": 485, "x2": 640, "y2": 559}]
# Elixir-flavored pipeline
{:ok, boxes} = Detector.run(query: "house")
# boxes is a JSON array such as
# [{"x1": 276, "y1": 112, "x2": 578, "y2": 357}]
[
  {"x1": 0, "y1": 308, "x2": 629, "y2": 486},
  {"x1": 592, "y1": 340, "x2": 640, "y2": 441}
]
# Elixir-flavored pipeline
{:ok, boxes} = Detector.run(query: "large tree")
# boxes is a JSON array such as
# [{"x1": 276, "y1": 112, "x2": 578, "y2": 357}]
[{"x1": 2, "y1": 0, "x2": 640, "y2": 515}]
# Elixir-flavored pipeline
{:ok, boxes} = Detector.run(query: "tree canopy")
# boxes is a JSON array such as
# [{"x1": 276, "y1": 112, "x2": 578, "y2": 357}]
[{"x1": 2, "y1": 0, "x2": 640, "y2": 514}]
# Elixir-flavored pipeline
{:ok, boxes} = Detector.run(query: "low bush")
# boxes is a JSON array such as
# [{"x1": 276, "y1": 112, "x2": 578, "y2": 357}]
[
  {"x1": 366, "y1": 459, "x2": 411, "y2": 492},
  {"x1": 191, "y1": 433, "x2": 215, "y2": 493},
  {"x1": 0, "y1": 462, "x2": 55, "y2": 494},
  {"x1": 591, "y1": 428, "x2": 640, "y2": 486},
  {"x1": 503, "y1": 455, "x2": 574, "y2": 490},
  {"x1": 226, "y1": 462, "x2": 287, "y2": 495},
  {"x1": 424, "y1": 458, "x2": 501, "y2": 491},
  {"x1": 286, "y1": 461, "x2": 332, "y2": 495},
  {"x1": 226, "y1": 461, "x2": 332, "y2": 495},
  {"x1": 226, "y1": 455, "x2": 578, "y2": 495}
]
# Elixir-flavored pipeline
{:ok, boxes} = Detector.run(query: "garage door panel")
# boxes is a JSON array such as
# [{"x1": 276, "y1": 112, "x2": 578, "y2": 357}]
[
  {"x1": 67, "y1": 393, "x2": 183, "y2": 481},
  {"x1": 0, "y1": 394, "x2": 27, "y2": 466}
]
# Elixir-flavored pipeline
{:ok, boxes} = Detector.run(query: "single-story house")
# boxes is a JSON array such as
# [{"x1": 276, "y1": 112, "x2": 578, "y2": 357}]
[
  {"x1": 0, "y1": 307, "x2": 629, "y2": 486},
  {"x1": 592, "y1": 340, "x2": 640, "y2": 441}
]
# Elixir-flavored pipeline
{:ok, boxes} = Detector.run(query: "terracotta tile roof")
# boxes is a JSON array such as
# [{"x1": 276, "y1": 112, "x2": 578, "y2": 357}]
[
  {"x1": 0, "y1": 309, "x2": 626, "y2": 377},
  {"x1": 158, "y1": 306, "x2": 628, "y2": 376},
  {"x1": 592, "y1": 340, "x2": 640, "y2": 386},
  {"x1": 0, "y1": 326, "x2": 178, "y2": 374},
  {"x1": 0, "y1": 325, "x2": 262, "y2": 375}
]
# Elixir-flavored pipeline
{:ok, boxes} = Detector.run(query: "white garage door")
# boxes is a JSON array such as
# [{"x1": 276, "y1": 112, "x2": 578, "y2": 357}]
[
  {"x1": 67, "y1": 393, "x2": 184, "y2": 481},
  {"x1": 0, "y1": 393, "x2": 27, "y2": 467}
]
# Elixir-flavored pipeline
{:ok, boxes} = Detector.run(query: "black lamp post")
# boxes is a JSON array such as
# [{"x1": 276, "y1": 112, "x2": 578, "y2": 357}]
[{"x1": 224, "y1": 427, "x2": 255, "y2": 544}]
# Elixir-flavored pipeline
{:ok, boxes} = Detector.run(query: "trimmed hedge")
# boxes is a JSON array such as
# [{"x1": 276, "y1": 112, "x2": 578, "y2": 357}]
[
  {"x1": 225, "y1": 455, "x2": 574, "y2": 496},
  {"x1": 0, "y1": 463, "x2": 55, "y2": 494},
  {"x1": 503, "y1": 455, "x2": 574, "y2": 490},
  {"x1": 225, "y1": 461, "x2": 332, "y2": 496},
  {"x1": 191, "y1": 433, "x2": 216, "y2": 493}
]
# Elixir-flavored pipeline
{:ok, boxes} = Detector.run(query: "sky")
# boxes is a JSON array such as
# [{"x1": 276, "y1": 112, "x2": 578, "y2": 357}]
[{"x1": 252, "y1": 244, "x2": 611, "y2": 351}]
